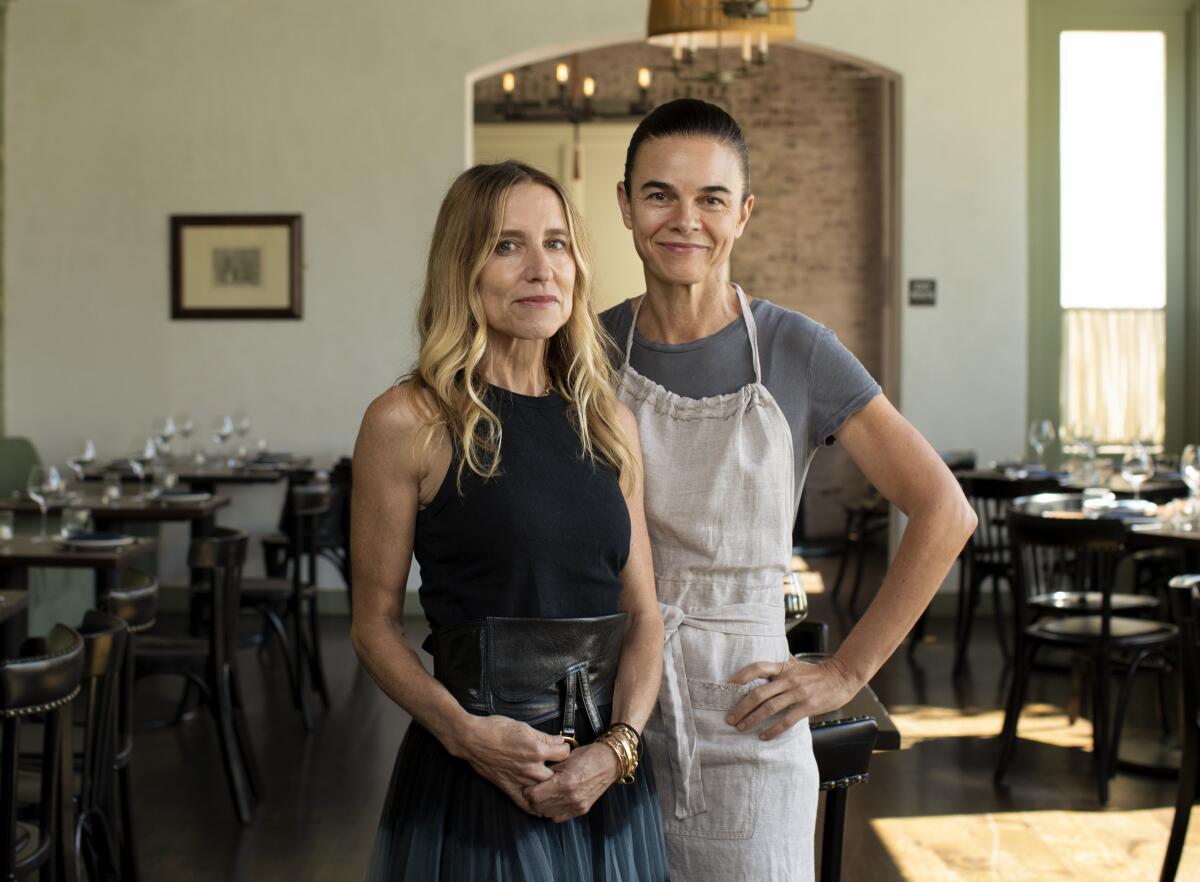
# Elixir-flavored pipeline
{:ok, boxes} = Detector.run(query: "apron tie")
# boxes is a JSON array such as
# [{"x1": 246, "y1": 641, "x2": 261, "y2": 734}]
[{"x1": 658, "y1": 600, "x2": 783, "y2": 820}]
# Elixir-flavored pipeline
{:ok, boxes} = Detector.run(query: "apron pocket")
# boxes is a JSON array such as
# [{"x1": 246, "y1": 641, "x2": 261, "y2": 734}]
[{"x1": 663, "y1": 679, "x2": 764, "y2": 841}]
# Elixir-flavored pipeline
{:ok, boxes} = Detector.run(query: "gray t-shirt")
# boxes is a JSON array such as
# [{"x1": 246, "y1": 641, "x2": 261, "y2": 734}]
[{"x1": 600, "y1": 297, "x2": 881, "y2": 513}]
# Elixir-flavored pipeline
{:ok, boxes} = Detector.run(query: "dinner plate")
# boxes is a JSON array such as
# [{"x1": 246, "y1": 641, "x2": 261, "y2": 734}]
[
  {"x1": 57, "y1": 532, "x2": 136, "y2": 549},
  {"x1": 153, "y1": 491, "x2": 212, "y2": 505}
]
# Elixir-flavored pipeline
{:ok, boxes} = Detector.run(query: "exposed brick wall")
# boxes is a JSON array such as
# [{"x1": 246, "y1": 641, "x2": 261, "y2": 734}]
[{"x1": 476, "y1": 43, "x2": 887, "y2": 538}]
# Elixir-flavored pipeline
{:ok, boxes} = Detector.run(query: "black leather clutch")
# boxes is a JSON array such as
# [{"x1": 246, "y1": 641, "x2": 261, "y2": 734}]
[{"x1": 427, "y1": 613, "x2": 628, "y2": 736}]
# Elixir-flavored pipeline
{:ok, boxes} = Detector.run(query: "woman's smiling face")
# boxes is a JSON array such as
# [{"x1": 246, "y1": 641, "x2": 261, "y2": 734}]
[{"x1": 618, "y1": 135, "x2": 753, "y2": 289}]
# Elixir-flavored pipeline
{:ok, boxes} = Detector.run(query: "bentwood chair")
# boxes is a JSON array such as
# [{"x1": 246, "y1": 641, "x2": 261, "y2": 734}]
[
  {"x1": 952, "y1": 475, "x2": 1061, "y2": 676},
  {"x1": 0, "y1": 624, "x2": 84, "y2": 882},
  {"x1": 134, "y1": 528, "x2": 260, "y2": 823},
  {"x1": 1161, "y1": 574, "x2": 1200, "y2": 882},
  {"x1": 242, "y1": 484, "x2": 333, "y2": 729},
  {"x1": 100, "y1": 570, "x2": 158, "y2": 882},
  {"x1": 70, "y1": 610, "x2": 128, "y2": 882},
  {"x1": 994, "y1": 511, "x2": 1176, "y2": 804}
]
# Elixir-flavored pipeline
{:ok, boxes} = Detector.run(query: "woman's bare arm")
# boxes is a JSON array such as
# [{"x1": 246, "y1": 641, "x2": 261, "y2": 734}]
[{"x1": 726, "y1": 395, "x2": 977, "y2": 738}]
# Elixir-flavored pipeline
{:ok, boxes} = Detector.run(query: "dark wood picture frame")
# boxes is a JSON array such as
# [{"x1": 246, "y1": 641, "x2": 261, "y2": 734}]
[{"x1": 170, "y1": 214, "x2": 303, "y2": 319}]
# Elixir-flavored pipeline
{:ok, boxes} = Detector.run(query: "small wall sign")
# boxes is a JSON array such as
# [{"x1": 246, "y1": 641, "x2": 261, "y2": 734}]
[{"x1": 908, "y1": 278, "x2": 937, "y2": 306}]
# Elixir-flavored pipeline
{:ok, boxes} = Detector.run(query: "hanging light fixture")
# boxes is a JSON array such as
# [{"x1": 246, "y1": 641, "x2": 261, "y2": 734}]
[{"x1": 647, "y1": 0, "x2": 813, "y2": 84}]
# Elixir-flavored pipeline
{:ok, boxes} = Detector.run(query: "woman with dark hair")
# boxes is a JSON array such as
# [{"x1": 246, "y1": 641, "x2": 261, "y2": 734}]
[
  {"x1": 601, "y1": 99, "x2": 976, "y2": 879},
  {"x1": 353, "y1": 160, "x2": 668, "y2": 881}
]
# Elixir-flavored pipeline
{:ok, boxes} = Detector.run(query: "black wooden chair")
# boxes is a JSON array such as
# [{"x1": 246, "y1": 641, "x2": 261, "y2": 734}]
[
  {"x1": 134, "y1": 528, "x2": 260, "y2": 823},
  {"x1": 952, "y1": 475, "x2": 1063, "y2": 676},
  {"x1": 242, "y1": 484, "x2": 333, "y2": 730},
  {"x1": 262, "y1": 459, "x2": 352, "y2": 600},
  {"x1": 1161, "y1": 574, "x2": 1200, "y2": 882},
  {"x1": 994, "y1": 511, "x2": 1177, "y2": 804},
  {"x1": 0, "y1": 624, "x2": 84, "y2": 882},
  {"x1": 100, "y1": 570, "x2": 158, "y2": 882},
  {"x1": 71, "y1": 610, "x2": 128, "y2": 882},
  {"x1": 830, "y1": 490, "x2": 889, "y2": 616}
]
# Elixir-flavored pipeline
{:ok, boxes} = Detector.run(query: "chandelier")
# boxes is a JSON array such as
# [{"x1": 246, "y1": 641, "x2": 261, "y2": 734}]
[
  {"x1": 647, "y1": 0, "x2": 815, "y2": 84},
  {"x1": 485, "y1": 59, "x2": 658, "y2": 123}
]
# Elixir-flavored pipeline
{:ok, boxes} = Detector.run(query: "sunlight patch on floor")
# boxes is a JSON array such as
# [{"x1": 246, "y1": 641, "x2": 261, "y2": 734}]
[
  {"x1": 888, "y1": 702, "x2": 1094, "y2": 752},
  {"x1": 872, "y1": 807, "x2": 1199, "y2": 881}
]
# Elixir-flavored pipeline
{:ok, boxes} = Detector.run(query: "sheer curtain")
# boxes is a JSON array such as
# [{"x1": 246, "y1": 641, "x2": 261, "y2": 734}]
[{"x1": 1060, "y1": 308, "x2": 1165, "y2": 445}]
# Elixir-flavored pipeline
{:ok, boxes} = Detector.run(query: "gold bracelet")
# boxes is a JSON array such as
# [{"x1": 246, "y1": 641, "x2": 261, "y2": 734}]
[{"x1": 599, "y1": 726, "x2": 639, "y2": 783}]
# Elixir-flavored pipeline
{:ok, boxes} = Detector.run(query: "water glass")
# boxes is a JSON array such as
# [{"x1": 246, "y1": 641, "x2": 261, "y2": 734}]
[
  {"x1": 783, "y1": 572, "x2": 808, "y2": 621},
  {"x1": 60, "y1": 507, "x2": 92, "y2": 537},
  {"x1": 102, "y1": 472, "x2": 123, "y2": 504},
  {"x1": 152, "y1": 465, "x2": 179, "y2": 495},
  {"x1": 0, "y1": 511, "x2": 13, "y2": 542}
]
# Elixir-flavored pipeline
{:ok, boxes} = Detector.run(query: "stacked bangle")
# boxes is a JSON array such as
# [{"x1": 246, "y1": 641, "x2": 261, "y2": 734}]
[{"x1": 598, "y1": 722, "x2": 641, "y2": 784}]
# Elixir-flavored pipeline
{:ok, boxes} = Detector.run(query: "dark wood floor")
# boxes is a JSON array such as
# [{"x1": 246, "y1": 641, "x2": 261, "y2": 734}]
[{"x1": 131, "y1": 555, "x2": 1194, "y2": 880}]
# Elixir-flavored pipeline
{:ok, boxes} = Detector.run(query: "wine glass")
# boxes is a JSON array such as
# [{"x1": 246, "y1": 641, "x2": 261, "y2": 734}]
[
  {"x1": 212, "y1": 415, "x2": 234, "y2": 467},
  {"x1": 1120, "y1": 441, "x2": 1154, "y2": 500},
  {"x1": 26, "y1": 465, "x2": 64, "y2": 543},
  {"x1": 66, "y1": 438, "x2": 96, "y2": 481},
  {"x1": 128, "y1": 437, "x2": 157, "y2": 498},
  {"x1": 1028, "y1": 419, "x2": 1056, "y2": 466},
  {"x1": 177, "y1": 413, "x2": 195, "y2": 458},
  {"x1": 1181, "y1": 444, "x2": 1200, "y2": 519}
]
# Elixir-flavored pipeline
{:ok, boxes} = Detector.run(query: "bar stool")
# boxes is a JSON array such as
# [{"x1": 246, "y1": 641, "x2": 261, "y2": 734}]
[
  {"x1": 100, "y1": 569, "x2": 158, "y2": 882},
  {"x1": 0, "y1": 624, "x2": 85, "y2": 881},
  {"x1": 812, "y1": 715, "x2": 878, "y2": 882},
  {"x1": 134, "y1": 528, "x2": 260, "y2": 823}
]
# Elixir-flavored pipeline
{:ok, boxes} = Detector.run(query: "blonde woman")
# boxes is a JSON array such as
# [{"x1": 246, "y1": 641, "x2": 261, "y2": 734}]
[{"x1": 352, "y1": 161, "x2": 668, "y2": 881}]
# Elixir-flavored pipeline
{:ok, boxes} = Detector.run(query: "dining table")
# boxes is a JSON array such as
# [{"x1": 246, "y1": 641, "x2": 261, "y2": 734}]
[
  {"x1": 0, "y1": 530, "x2": 157, "y2": 657},
  {"x1": 80, "y1": 461, "x2": 310, "y2": 494}
]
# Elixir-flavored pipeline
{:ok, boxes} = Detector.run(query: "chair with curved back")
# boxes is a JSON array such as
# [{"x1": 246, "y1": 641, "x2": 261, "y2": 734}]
[
  {"x1": 71, "y1": 610, "x2": 129, "y2": 882},
  {"x1": 0, "y1": 623, "x2": 85, "y2": 882},
  {"x1": 953, "y1": 474, "x2": 1063, "y2": 676},
  {"x1": 994, "y1": 510, "x2": 1177, "y2": 804},
  {"x1": 0, "y1": 438, "x2": 40, "y2": 499},
  {"x1": 100, "y1": 569, "x2": 158, "y2": 882},
  {"x1": 1161, "y1": 574, "x2": 1200, "y2": 882},
  {"x1": 134, "y1": 528, "x2": 260, "y2": 823},
  {"x1": 242, "y1": 483, "x2": 334, "y2": 729}
]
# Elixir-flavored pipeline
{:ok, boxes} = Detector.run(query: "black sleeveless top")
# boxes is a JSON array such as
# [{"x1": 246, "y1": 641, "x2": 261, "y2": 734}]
[{"x1": 414, "y1": 386, "x2": 630, "y2": 632}]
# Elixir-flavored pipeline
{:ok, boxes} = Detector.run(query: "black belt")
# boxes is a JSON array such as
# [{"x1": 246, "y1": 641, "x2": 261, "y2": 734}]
[{"x1": 426, "y1": 613, "x2": 627, "y2": 743}]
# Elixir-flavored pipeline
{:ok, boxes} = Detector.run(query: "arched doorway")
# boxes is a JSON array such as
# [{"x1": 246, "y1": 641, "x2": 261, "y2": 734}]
[{"x1": 467, "y1": 40, "x2": 900, "y2": 541}]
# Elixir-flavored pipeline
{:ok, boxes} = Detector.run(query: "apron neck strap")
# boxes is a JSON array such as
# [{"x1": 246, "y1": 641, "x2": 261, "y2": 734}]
[{"x1": 624, "y1": 284, "x2": 762, "y2": 384}]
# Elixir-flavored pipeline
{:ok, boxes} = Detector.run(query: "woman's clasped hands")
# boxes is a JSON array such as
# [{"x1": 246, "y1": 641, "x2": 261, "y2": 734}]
[{"x1": 453, "y1": 714, "x2": 622, "y2": 822}]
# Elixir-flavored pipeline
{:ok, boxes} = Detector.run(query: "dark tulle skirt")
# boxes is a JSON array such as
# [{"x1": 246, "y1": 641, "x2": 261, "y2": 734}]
[{"x1": 366, "y1": 708, "x2": 669, "y2": 882}]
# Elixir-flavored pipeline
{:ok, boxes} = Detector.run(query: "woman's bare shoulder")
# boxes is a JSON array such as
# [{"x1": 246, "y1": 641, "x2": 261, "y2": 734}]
[{"x1": 361, "y1": 382, "x2": 437, "y2": 436}]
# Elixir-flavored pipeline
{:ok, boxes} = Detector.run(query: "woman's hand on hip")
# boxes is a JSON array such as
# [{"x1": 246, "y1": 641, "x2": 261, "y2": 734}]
[
  {"x1": 453, "y1": 715, "x2": 572, "y2": 813},
  {"x1": 724, "y1": 656, "x2": 860, "y2": 740},
  {"x1": 523, "y1": 743, "x2": 622, "y2": 823}
]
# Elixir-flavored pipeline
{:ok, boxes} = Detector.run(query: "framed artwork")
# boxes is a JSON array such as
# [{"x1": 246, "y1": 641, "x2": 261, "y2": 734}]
[{"x1": 170, "y1": 214, "x2": 303, "y2": 319}]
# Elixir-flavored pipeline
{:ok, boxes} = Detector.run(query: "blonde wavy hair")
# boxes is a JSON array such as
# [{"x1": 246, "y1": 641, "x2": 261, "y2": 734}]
[{"x1": 407, "y1": 161, "x2": 637, "y2": 492}]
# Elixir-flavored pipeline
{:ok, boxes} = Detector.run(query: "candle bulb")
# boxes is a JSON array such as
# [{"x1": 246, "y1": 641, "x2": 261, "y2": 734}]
[
  {"x1": 741, "y1": 33, "x2": 753, "y2": 65},
  {"x1": 582, "y1": 76, "x2": 595, "y2": 98},
  {"x1": 502, "y1": 72, "x2": 515, "y2": 94},
  {"x1": 556, "y1": 62, "x2": 570, "y2": 85},
  {"x1": 672, "y1": 34, "x2": 683, "y2": 62},
  {"x1": 759, "y1": 32, "x2": 769, "y2": 61},
  {"x1": 637, "y1": 67, "x2": 652, "y2": 90}
]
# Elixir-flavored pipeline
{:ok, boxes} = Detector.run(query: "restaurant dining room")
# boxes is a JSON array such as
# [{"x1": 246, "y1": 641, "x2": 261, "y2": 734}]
[{"x1": 3, "y1": 0, "x2": 1200, "y2": 880}]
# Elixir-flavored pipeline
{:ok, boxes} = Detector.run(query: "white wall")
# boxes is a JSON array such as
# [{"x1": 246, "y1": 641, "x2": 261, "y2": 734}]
[{"x1": 6, "y1": 0, "x2": 1027, "y2": 494}]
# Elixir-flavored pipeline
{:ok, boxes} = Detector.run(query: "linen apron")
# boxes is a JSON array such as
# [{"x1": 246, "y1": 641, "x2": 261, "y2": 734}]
[{"x1": 618, "y1": 285, "x2": 819, "y2": 881}]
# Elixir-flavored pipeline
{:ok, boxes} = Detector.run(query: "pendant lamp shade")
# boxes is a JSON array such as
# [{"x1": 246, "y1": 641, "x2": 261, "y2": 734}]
[{"x1": 646, "y1": 0, "x2": 795, "y2": 49}]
